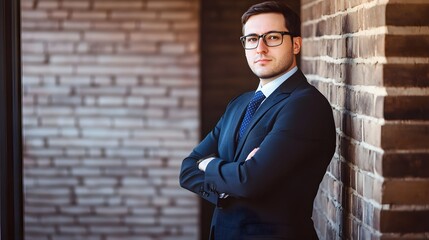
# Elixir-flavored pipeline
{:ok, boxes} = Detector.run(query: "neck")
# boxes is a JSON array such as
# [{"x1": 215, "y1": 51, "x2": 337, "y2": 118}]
[
  {"x1": 259, "y1": 79, "x2": 272, "y2": 87},
  {"x1": 260, "y1": 68, "x2": 296, "y2": 86}
]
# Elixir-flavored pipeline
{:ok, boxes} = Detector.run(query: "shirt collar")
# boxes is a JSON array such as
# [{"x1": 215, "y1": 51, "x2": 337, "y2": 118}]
[{"x1": 256, "y1": 66, "x2": 298, "y2": 98}]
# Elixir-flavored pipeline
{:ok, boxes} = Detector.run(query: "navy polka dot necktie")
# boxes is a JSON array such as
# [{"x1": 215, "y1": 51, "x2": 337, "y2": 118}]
[{"x1": 238, "y1": 91, "x2": 266, "y2": 141}]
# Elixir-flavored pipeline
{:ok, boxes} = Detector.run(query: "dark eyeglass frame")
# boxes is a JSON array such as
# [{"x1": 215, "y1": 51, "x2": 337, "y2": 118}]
[{"x1": 240, "y1": 31, "x2": 292, "y2": 50}]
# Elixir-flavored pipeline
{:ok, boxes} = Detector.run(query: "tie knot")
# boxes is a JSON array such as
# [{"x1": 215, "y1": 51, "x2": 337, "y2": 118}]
[
  {"x1": 251, "y1": 91, "x2": 265, "y2": 104},
  {"x1": 237, "y1": 90, "x2": 266, "y2": 141}
]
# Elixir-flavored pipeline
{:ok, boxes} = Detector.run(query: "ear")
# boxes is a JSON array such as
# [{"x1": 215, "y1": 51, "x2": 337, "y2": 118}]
[{"x1": 292, "y1": 36, "x2": 302, "y2": 55}]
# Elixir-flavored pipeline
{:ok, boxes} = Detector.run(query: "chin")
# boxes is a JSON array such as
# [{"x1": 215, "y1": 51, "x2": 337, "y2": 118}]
[{"x1": 255, "y1": 72, "x2": 280, "y2": 80}]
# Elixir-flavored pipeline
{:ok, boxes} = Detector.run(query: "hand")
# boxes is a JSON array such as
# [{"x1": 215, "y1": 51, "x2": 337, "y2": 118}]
[
  {"x1": 246, "y1": 147, "x2": 259, "y2": 161},
  {"x1": 198, "y1": 157, "x2": 215, "y2": 171}
]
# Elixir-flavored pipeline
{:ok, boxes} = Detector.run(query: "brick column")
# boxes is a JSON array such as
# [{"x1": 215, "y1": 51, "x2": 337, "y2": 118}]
[
  {"x1": 379, "y1": 1, "x2": 429, "y2": 238},
  {"x1": 302, "y1": 0, "x2": 429, "y2": 239},
  {"x1": 21, "y1": 0, "x2": 200, "y2": 239}
]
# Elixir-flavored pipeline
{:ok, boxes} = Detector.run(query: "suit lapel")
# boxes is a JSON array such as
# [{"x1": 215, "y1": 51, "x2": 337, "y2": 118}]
[
  {"x1": 233, "y1": 70, "x2": 307, "y2": 161},
  {"x1": 226, "y1": 92, "x2": 253, "y2": 159}
]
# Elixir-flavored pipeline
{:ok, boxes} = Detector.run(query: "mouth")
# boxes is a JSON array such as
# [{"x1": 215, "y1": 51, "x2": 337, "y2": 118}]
[{"x1": 255, "y1": 58, "x2": 271, "y2": 64}]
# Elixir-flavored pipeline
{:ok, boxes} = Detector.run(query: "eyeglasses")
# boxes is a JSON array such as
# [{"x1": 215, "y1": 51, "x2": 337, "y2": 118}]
[{"x1": 240, "y1": 31, "x2": 291, "y2": 50}]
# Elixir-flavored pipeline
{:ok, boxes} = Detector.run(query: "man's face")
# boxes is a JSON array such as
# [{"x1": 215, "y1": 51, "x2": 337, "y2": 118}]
[{"x1": 243, "y1": 13, "x2": 302, "y2": 84}]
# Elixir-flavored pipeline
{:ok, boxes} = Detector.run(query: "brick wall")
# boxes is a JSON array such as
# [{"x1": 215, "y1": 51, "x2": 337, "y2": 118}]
[
  {"x1": 302, "y1": 0, "x2": 429, "y2": 239},
  {"x1": 21, "y1": 0, "x2": 200, "y2": 239},
  {"x1": 21, "y1": 0, "x2": 429, "y2": 239}
]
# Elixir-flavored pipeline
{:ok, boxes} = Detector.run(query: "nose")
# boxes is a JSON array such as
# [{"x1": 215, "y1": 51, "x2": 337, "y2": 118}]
[{"x1": 256, "y1": 37, "x2": 268, "y2": 53}]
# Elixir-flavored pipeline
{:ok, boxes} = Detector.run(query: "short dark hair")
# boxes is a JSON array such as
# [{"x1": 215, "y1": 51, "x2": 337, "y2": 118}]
[{"x1": 241, "y1": 1, "x2": 301, "y2": 37}]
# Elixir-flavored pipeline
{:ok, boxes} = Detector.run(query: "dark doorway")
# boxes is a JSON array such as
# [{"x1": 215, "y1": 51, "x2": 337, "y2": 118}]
[
  {"x1": 0, "y1": 0, "x2": 24, "y2": 239},
  {"x1": 199, "y1": 0, "x2": 300, "y2": 239}
]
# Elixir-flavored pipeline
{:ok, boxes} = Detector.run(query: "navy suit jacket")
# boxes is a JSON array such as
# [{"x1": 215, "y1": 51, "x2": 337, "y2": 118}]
[{"x1": 180, "y1": 69, "x2": 336, "y2": 240}]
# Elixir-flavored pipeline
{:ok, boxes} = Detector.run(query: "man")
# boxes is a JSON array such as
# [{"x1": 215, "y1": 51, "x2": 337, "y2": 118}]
[{"x1": 180, "y1": 1, "x2": 336, "y2": 239}]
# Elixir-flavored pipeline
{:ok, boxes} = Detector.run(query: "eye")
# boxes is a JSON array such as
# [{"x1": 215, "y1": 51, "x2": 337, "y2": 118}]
[
  {"x1": 246, "y1": 36, "x2": 258, "y2": 43},
  {"x1": 266, "y1": 34, "x2": 280, "y2": 40}
]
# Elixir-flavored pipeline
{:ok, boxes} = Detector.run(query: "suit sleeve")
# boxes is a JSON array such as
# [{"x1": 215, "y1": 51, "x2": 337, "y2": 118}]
[
  {"x1": 179, "y1": 114, "x2": 223, "y2": 206},
  {"x1": 204, "y1": 90, "x2": 336, "y2": 199}
]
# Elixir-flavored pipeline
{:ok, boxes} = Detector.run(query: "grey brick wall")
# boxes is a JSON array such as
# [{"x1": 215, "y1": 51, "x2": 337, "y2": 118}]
[{"x1": 21, "y1": 0, "x2": 200, "y2": 239}]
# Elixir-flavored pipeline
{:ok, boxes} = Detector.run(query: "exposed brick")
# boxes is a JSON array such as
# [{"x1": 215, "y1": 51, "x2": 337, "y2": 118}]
[
  {"x1": 160, "y1": 43, "x2": 187, "y2": 55},
  {"x1": 22, "y1": 42, "x2": 45, "y2": 53},
  {"x1": 384, "y1": 96, "x2": 429, "y2": 120},
  {"x1": 129, "y1": 32, "x2": 176, "y2": 42},
  {"x1": 380, "y1": 210, "x2": 429, "y2": 233},
  {"x1": 26, "y1": 187, "x2": 70, "y2": 196},
  {"x1": 303, "y1": 0, "x2": 429, "y2": 239},
  {"x1": 383, "y1": 64, "x2": 429, "y2": 88},
  {"x1": 138, "y1": 22, "x2": 169, "y2": 31},
  {"x1": 26, "y1": 196, "x2": 71, "y2": 205},
  {"x1": 130, "y1": 86, "x2": 167, "y2": 96},
  {"x1": 21, "y1": 10, "x2": 49, "y2": 19},
  {"x1": 386, "y1": 35, "x2": 429, "y2": 57},
  {"x1": 94, "y1": 206, "x2": 128, "y2": 215},
  {"x1": 22, "y1": 31, "x2": 80, "y2": 41},
  {"x1": 381, "y1": 123, "x2": 429, "y2": 150},
  {"x1": 49, "y1": 10, "x2": 69, "y2": 19},
  {"x1": 93, "y1": 1, "x2": 143, "y2": 10},
  {"x1": 47, "y1": 42, "x2": 74, "y2": 53},
  {"x1": 160, "y1": 11, "x2": 194, "y2": 20},
  {"x1": 62, "y1": 21, "x2": 92, "y2": 30},
  {"x1": 25, "y1": 226, "x2": 56, "y2": 234},
  {"x1": 26, "y1": 86, "x2": 71, "y2": 96},
  {"x1": 21, "y1": 0, "x2": 36, "y2": 9},
  {"x1": 40, "y1": 215, "x2": 75, "y2": 224},
  {"x1": 22, "y1": 54, "x2": 47, "y2": 63},
  {"x1": 59, "y1": 226, "x2": 88, "y2": 234},
  {"x1": 97, "y1": 96, "x2": 125, "y2": 106},
  {"x1": 382, "y1": 153, "x2": 429, "y2": 178},
  {"x1": 148, "y1": 97, "x2": 179, "y2": 108},
  {"x1": 82, "y1": 158, "x2": 122, "y2": 168},
  {"x1": 382, "y1": 179, "x2": 429, "y2": 205},
  {"x1": 162, "y1": 206, "x2": 198, "y2": 216},
  {"x1": 92, "y1": 22, "x2": 137, "y2": 31},
  {"x1": 124, "y1": 216, "x2": 156, "y2": 225},
  {"x1": 110, "y1": 11, "x2": 157, "y2": 20},
  {"x1": 71, "y1": 11, "x2": 108, "y2": 20},
  {"x1": 83, "y1": 32, "x2": 127, "y2": 42},
  {"x1": 61, "y1": 1, "x2": 90, "y2": 9},
  {"x1": 147, "y1": 1, "x2": 194, "y2": 9},
  {"x1": 24, "y1": 65, "x2": 75, "y2": 75},
  {"x1": 89, "y1": 226, "x2": 130, "y2": 234},
  {"x1": 37, "y1": 0, "x2": 59, "y2": 9},
  {"x1": 386, "y1": 4, "x2": 429, "y2": 26}
]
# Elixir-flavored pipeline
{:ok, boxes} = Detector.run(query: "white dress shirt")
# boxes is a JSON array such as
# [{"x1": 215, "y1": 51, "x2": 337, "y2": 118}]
[{"x1": 257, "y1": 66, "x2": 298, "y2": 103}]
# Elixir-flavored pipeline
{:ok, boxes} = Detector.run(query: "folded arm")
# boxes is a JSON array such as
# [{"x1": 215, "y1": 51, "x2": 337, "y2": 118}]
[
  {"x1": 179, "y1": 116, "x2": 223, "y2": 205},
  {"x1": 203, "y1": 94, "x2": 336, "y2": 199}
]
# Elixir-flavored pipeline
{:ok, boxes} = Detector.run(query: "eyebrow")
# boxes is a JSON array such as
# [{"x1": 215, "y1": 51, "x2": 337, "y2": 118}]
[{"x1": 243, "y1": 30, "x2": 287, "y2": 36}]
